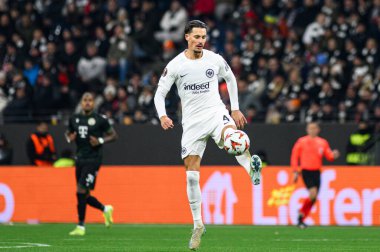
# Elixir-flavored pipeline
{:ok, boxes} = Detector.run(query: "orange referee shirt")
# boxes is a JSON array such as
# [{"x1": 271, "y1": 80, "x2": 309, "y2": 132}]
[{"x1": 291, "y1": 135, "x2": 335, "y2": 172}]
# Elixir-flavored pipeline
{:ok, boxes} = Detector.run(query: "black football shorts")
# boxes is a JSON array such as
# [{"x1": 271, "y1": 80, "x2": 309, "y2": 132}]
[
  {"x1": 301, "y1": 169, "x2": 321, "y2": 190},
  {"x1": 75, "y1": 159, "x2": 101, "y2": 190}
]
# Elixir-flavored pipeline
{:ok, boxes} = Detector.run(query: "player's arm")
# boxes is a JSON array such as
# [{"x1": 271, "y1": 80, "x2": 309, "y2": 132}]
[
  {"x1": 65, "y1": 117, "x2": 77, "y2": 143},
  {"x1": 291, "y1": 139, "x2": 302, "y2": 183},
  {"x1": 154, "y1": 66, "x2": 176, "y2": 130},
  {"x1": 90, "y1": 119, "x2": 118, "y2": 146},
  {"x1": 154, "y1": 86, "x2": 174, "y2": 130},
  {"x1": 92, "y1": 127, "x2": 117, "y2": 146},
  {"x1": 218, "y1": 56, "x2": 247, "y2": 129},
  {"x1": 324, "y1": 140, "x2": 340, "y2": 161}
]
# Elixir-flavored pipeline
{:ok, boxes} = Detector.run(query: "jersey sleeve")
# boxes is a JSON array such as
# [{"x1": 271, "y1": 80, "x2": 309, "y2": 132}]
[
  {"x1": 157, "y1": 62, "x2": 177, "y2": 92},
  {"x1": 323, "y1": 139, "x2": 335, "y2": 161},
  {"x1": 290, "y1": 139, "x2": 302, "y2": 171},
  {"x1": 216, "y1": 54, "x2": 239, "y2": 110},
  {"x1": 100, "y1": 115, "x2": 113, "y2": 134},
  {"x1": 68, "y1": 117, "x2": 75, "y2": 133},
  {"x1": 217, "y1": 54, "x2": 231, "y2": 79},
  {"x1": 154, "y1": 62, "x2": 178, "y2": 118}
]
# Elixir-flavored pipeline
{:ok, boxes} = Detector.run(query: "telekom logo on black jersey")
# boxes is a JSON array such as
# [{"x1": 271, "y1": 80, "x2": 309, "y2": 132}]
[{"x1": 184, "y1": 82, "x2": 210, "y2": 91}]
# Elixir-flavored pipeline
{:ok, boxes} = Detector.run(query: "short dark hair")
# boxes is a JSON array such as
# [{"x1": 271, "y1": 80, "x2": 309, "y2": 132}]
[
  {"x1": 184, "y1": 20, "x2": 208, "y2": 35},
  {"x1": 81, "y1": 92, "x2": 95, "y2": 101}
]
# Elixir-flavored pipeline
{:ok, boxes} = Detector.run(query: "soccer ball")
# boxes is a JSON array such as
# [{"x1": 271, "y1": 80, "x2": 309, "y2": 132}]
[{"x1": 224, "y1": 130, "x2": 250, "y2": 155}]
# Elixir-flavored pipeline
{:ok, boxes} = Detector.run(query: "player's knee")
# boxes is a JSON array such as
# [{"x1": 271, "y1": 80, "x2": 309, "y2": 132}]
[
  {"x1": 184, "y1": 156, "x2": 201, "y2": 171},
  {"x1": 185, "y1": 165, "x2": 200, "y2": 171},
  {"x1": 222, "y1": 126, "x2": 236, "y2": 141},
  {"x1": 186, "y1": 171, "x2": 200, "y2": 186},
  {"x1": 76, "y1": 185, "x2": 87, "y2": 194},
  {"x1": 309, "y1": 192, "x2": 318, "y2": 201}
]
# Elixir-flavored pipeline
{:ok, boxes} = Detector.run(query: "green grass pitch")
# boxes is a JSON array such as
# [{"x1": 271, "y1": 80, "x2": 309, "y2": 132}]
[{"x1": 1, "y1": 224, "x2": 379, "y2": 251}]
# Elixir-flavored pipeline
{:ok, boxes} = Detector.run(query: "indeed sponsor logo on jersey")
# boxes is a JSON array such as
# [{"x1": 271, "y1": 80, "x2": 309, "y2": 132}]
[{"x1": 184, "y1": 82, "x2": 210, "y2": 91}]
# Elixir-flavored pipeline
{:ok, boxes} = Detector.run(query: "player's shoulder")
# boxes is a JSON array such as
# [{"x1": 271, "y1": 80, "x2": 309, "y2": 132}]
[
  {"x1": 203, "y1": 49, "x2": 222, "y2": 60},
  {"x1": 69, "y1": 113, "x2": 81, "y2": 121},
  {"x1": 297, "y1": 135, "x2": 309, "y2": 143},
  {"x1": 316, "y1": 136, "x2": 329, "y2": 144},
  {"x1": 162, "y1": 53, "x2": 185, "y2": 76},
  {"x1": 166, "y1": 51, "x2": 186, "y2": 67},
  {"x1": 94, "y1": 113, "x2": 109, "y2": 121}
]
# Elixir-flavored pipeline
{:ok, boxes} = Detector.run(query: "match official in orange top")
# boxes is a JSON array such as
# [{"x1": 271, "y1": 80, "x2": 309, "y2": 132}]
[{"x1": 291, "y1": 122, "x2": 339, "y2": 228}]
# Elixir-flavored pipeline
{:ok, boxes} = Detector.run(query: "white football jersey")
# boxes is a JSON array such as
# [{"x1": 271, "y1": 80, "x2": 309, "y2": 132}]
[{"x1": 158, "y1": 49, "x2": 234, "y2": 122}]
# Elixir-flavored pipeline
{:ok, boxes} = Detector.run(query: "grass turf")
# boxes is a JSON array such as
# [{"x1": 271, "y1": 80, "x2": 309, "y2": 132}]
[{"x1": 0, "y1": 224, "x2": 379, "y2": 251}]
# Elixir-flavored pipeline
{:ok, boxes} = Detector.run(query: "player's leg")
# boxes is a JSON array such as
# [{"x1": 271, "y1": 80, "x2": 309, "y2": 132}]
[
  {"x1": 86, "y1": 194, "x2": 114, "y2": 228},
  {"x1": 185, "y1": 155, "x2": 206, "y2": 250},
  {"x1": 86, "y1": 194, "x2": 104, "y2": 211},
  {"x1": 84, "y1": 163, "x2": 114, "y2": 228},
  {"x1": 69, "y1": 163, "x2": 87, "y2": 236},
  {"x1": 185, "y1": 155, "x2": 203, "y2": 229},
  {"x1": 69, "y1": 184, "x2": 87, "y2": 236},
  {"x1": 220, "y1": 124, "x2": 263, "y2": 185},
  {"x1": 298, "y1": 187, "x2": 318, "y2": 223},
  {"x1": 182, "y1": 119, "x2": 208, "y2": 250},
  {"x1": 297, "y1": 170, "x2": 320, "y2": 228}
]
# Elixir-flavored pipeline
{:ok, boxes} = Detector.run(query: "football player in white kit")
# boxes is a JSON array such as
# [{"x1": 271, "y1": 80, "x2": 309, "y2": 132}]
[{"x1": 154, "y1": 20, "x2": 262, "y2": 250}]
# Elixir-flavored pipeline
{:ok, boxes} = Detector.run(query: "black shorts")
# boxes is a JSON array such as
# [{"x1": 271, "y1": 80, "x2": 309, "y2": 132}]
[
  {"x1": 76, "y1": 159, "x2": 101, "y2": 190},
  {"x1": 301, "y1": 169, "x2": 321, "y2": 190}
]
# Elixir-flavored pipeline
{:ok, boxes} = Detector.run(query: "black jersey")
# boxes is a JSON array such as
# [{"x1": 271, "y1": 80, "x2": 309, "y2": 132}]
[{"x1": 68, "y1": 112, "x2": 112, "y2": 161}]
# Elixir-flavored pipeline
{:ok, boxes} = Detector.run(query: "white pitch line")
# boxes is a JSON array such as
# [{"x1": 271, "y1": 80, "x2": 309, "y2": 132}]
[
  {"x1": 274, "y1": 238, "x2": 374, "y2": 242},
  {"x1": 0, "y1": 242, "x2": 50, "y2": 249}
]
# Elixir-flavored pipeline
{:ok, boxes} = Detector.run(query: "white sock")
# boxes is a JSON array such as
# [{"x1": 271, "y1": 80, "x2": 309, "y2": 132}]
[
  {"x1": 235, "y1": 150, "x2": 252, "y2": 175},
  {"x1": 223, "y1": 127, "x2": 235, "y2": 140},
  {"x1": 186, "y1": 171, "x2": 203, "y2": 229}
]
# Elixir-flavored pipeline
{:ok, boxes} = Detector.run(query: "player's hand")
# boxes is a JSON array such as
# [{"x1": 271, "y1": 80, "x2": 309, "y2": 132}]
[
  {"x1": 231, "y1": 110, "x2": 247, "y2": 129},
  {"x1": 333, "y1": 149, "x2": 340, "y2": 159},
  {"x1": 160, "y1": 115, "x2": 174, "y2": 130},
  {"x1": 66, "y1": 132, "x2": 77, "y2": 143},
  {"x1": 89, "y1": 136, "x2": 100, "y2": 146},
  {"x1": 293, "y1": 171, "x2": 299, "y2": 184}
]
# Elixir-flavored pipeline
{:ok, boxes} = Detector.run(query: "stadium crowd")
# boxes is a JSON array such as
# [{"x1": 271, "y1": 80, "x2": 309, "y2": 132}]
[{"x1": 0, "y1": 0, "x2": 379, "y2": 125}]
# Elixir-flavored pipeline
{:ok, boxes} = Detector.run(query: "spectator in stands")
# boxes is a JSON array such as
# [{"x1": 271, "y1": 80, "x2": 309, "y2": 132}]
[
  {"x1": 3, "y1": 42, "x2": 23, "y2": 69},
  {"x1": 3, "y1": 80, "x2": 32, "y2": 123},
  {"x1": 94, "y1": 27, "x2": 110, "y2": 58},
  {"x1": 294, "y1": 0, "x2": 320, "y2": 32},
  {"x1": 0, "y1": 133, "x2": 12, "y2": 165},
  {"x1": 26, "y1": 121, "x2": 56, "y2": 166},
  {"x1": 138, "y1": 86, "x2": 154, "y2": 118},
  {"x1": 302, "y1": 13, "x2": 326, "y2": 46},
  {"x1": 155, "y1": 0, "x2": 188, "y2": 43},
  {"x1": 192, "y1": 0, "x2": 215, "y2": 18},
  {"x1": 0, "y1": 0, "x2": 379, "y2": 125},
  {"x1": 132, "y1": 0, "x2": 161, "y2": 60},
  {"x1": 161, "y1": 39, "x2": 177, "y2": 62},
  {"x1": 16, "y1": 14, "x2": 35, "y2": 46},
  {"x1": 0, "y1": 71, "x2": 8, "y2": 113},
  {"x1": 107, "y1": 24, "x2": 134, "y2": 84},
  {"x1": 33, "y1": 73, "x2": 56, "y2": 119},
  {"x1": 30, "y1": 29, "x2": 47, "y2": 56},
  {"x1": 99, "y1": 85, "x2": 117, "y2": 117},
  {"x1": 283, "y1": 99, "x2": 301, "y2": 123},
  {"x1": 77, "y1": 42, "x2": 106, "y2": 95},
  {"x1": 215, "y1": 0, "x2": 234, "y2": 21}
]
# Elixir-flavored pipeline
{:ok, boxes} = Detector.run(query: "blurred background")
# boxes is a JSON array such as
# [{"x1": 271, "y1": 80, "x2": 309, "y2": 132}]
[{"x1": 0, "y1": 0, "x2": 379, "y2": 165}]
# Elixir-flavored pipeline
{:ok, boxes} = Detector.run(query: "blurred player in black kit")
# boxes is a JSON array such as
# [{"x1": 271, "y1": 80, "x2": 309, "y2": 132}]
[{"x1": 66, "y1": 92, "x2": 117, "y2": 235}]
